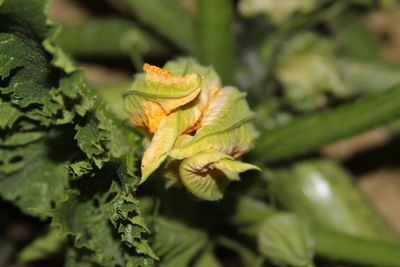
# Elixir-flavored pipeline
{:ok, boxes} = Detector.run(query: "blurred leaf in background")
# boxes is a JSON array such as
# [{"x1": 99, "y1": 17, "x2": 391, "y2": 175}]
[
  {"x1": 276, "y1": 33, "x2": 348, "y2": 111},
  {"x1": 258, "y1": 213, "x2": 315, "y2": 267},
  {"x1": 238, "y1": 0, "x2": 316, "y2": 25}
]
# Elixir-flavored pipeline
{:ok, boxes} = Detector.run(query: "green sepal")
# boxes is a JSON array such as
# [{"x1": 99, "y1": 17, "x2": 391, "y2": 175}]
[
  {"x1": 179, "y1": 150, "x2": 259, "y2": 201},
  {"x1": 169, "y1": 87, "x2": 257, "y2": 159}
]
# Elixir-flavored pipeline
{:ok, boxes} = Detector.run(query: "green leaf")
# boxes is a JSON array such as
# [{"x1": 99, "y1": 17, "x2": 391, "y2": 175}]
[
  {"x1": 75, "y1": 71, "x2": 139, "y2": 170},
  {"x1": 18, "y1": 227, "x2": 65, "y2": 263},
  {"x1": 193, "y1": 248, "x2": 221, "y2": 267},
  {"x1": 0, "y1": 0, "x2": 86, "y2": 128},
  {"x1": 267, "y1": 159, "x2": 398, "y2": 242},
  {"x1": 94, "y1": 100, "x2": 139, "y2": 160},
  {"x1": 0, "y1": 1, "x2": 57, "y2": 114},
  {"x1": 152, "y1": 217, "x2": 208, "y2": 267},
  {"x1": 218, "y1": 237, "x2": 264, "y2": 267},
  {"x1": 67, "y1": 160, "x2": 93, "y2": 177},
  {"x1": 74, "y1": 107, "x2": 139, "y2": 170},
  {"x1": 0, "y1": 131, "x2": 44, "y2": 146},
  {"x1": 258, "y1": 213, "x2": 314, "y2": 267},
  {"x1": 0, "y1": 102, "x2": 22, "y2": 129},
  {"x1": 0, "y1": 2, "x2": 148, "y2": 267},
  {"x1": 108, "y1": 182, "x2": 157, "y2": 260},
  {"x1": 0, "y1": 30, "x2": 55, "y2": 108},
  {"x1": 0, "y1": 130, "x2": 70, "y2": 217},
  {"x1": 65, "y1": 248, "x2": 95, "y2": 267},
  {"x1": 75, "y1": 116, "x2": 108, "y2": 168},
  {"x1": 51, "y1": 180, "x2": 156, "y2": 267},
  {"x1": 0, "y1": 0, "x2": 87, "y2": 219},
  {"x1": 52, "y1": 191, "x2": 126, "y2": 266},
  {"x1": 230, "y1": 196, "x2": 274, "y2": 227}
]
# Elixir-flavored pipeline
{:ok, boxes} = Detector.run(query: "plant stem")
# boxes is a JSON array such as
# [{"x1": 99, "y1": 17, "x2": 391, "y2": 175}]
[
  {"x1": 198, "y1": 0, "x2": 235, "y2": 84},
  {"x1": 115, "y1": 0, "x2": 195, "y2": 52},
  {"x1": 253, "y1": 85, "x2": 400, "y2": 163},
  {"x1": 56, "y1": 18, "x2": 169, "y2": 58},
  {"x1": 313, "y1": 225, "x2": 400, "y2": 266},
  {"x1": 338, "y1": 57, "x2": 400, "y2": 94}
]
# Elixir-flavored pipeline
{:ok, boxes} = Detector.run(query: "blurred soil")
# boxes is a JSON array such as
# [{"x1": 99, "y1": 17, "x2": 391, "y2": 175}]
[
  {"x1": 358, "y1": 168, "x2": 400, "y2": 233},
  {"x1": 366, "y1": 5, "x2": 400, "y2": 62}
]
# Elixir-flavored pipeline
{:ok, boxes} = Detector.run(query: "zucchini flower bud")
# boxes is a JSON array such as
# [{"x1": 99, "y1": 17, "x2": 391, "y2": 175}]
[{"x1": 125, "y1": 58, "x2": 259, "y2": 200}]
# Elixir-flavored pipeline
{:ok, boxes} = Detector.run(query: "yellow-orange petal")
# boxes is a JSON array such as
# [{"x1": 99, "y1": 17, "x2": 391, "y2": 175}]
[{"x1": 125, "y1": 64, "x2": 202, "y2": 133}]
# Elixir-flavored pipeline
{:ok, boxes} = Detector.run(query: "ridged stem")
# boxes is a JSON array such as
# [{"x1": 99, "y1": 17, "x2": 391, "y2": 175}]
[
  {"x1": 198, "y1": 0, "x2": 234, "y2": 84},
  {"x1": 253, "y1": 85, "x2": 400, "y2": 163}
]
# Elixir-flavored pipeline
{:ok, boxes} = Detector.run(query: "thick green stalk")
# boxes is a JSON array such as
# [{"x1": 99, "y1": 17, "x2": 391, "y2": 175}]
[
  {"x1": 56, "y1": 18, "x2": 168, "y2": 58},
  {"x1": 253, "y1": 85, "x2": 400, "y2": 163},
  {"x1": 198, "y1": 0, "x2": 234, "y2": 84},
  {"x1": 338, "y1": 58, "x2": 400, "y2": 94},
  {"x1": 115, "y1": 0, "x2": 195, "y2": 52},
  {"x1": 313, "y1": 226, "x2": 400, "y2": 266}
]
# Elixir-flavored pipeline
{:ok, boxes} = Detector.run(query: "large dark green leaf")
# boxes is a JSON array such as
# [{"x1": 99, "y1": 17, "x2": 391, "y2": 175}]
[
  {"x1": 0, "y1": 0, "x2": 59, "y2": 119},
  {"x1": 0, "y1": 1, "x2": 151, "y2": 266},
  {"x1": 52, "y1": 180, "x2": 156, "y2": 267},
  {"x1": 0, "y1": 130, "x2": 71, "y2": 217}
]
